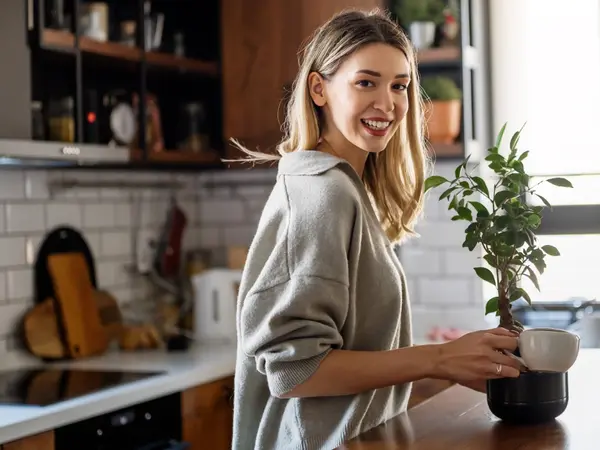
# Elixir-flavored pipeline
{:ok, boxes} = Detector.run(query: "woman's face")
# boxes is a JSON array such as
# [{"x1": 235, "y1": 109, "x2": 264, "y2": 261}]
[{"x1": 309, "y1": 43, "x2": 411, "y2": 154}]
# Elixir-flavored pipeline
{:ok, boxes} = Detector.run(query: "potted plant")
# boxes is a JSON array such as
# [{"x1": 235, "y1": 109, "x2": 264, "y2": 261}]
[
  {"x1": 421, "y1": 76, "x2": 462, "y2": 145},
  {"x1": 424, "y1": 123, "x2": 580, "y2": 424},
  {"x1": 394, "y1": 0, "x2": 446, "y2": 49}
]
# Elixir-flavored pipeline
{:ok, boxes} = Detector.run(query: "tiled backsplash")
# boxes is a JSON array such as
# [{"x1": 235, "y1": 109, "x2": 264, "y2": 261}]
[{"x1": 0, "y1": 160, "x2": 486, "y2": 353}]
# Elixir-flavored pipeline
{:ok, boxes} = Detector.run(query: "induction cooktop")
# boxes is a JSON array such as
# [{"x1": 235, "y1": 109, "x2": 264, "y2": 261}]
[{"x1": 0, "y1": 368, "x2": 164, "y2": 406}]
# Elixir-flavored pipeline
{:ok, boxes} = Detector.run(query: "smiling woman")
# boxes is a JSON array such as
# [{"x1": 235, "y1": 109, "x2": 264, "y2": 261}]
[{"x1": 229, "y1": 8, "x2": 522, "y2": 450}]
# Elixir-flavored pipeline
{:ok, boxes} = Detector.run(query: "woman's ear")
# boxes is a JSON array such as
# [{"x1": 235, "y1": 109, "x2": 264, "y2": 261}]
[{"x1": 308, "y1": 72, "x2": 327, "y2": 107}]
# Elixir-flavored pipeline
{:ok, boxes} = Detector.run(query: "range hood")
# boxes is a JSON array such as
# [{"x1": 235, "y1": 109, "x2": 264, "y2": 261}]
[{"x1": 0, "y1": 139, "x2": 130, "y2": 167}]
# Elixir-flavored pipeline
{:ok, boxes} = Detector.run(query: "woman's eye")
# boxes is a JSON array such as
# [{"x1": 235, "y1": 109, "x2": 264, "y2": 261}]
[
  {"x1": 393, "y1": 83, "x2": 408, "y2": 91},
  {"x1": 357, "y1": 80, "x2": 374, "y2": 87}
]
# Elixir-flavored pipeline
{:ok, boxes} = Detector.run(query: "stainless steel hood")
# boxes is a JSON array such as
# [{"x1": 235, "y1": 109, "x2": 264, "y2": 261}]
[{"x1": 0, "y1": 139, "x2": 130, "y2": 167}]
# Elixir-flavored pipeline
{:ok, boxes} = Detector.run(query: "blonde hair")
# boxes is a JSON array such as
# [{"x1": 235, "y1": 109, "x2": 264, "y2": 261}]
[{"x1": 229, "y1": 8, "x2": 432, "y2": 243}]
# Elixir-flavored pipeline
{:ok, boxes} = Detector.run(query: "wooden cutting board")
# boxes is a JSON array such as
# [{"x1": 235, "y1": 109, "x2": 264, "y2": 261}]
[
  {"x1": 23, "y1": 290, "x2": 123, "y2": 360},
  {"x1": 47, "y1": 252, "x2": 109, "y2": 358}
]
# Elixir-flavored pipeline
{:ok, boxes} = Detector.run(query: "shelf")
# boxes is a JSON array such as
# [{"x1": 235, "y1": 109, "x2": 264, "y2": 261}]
[
  {"x1": 41, "y1": 29, "x2": 75, "y2": 52},
  {"x1": 146, "y1": 52, "x2": 219, "y2": 76},
  {"x1": 40, "y1": 30, "x2": 218, "y2": 77},
  {"x1": 417, "y1": 47, "x2": 460, "y2": 64},
  {"x1": 79, "y1": 36, "x2": 142, "y2": 62}
]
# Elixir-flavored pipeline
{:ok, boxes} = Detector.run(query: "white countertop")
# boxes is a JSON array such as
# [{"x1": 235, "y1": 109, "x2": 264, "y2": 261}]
[{"x1": 0, "y1": 342, "x2": 237, "y2": 444}]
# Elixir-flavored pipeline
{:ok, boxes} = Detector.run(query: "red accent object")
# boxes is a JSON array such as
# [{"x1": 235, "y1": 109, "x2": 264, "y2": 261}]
[{"x1": 87, "y1": 112, "x2": 96, "y2": 123}]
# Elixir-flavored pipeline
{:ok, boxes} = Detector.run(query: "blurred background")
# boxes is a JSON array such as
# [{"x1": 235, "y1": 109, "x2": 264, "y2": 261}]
[{"x1": 0, "y1": 0, "x2": 598, "y2": 359}]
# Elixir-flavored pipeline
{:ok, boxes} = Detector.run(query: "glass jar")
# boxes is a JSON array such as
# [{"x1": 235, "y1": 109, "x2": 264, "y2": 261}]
[{"x1": 48, "y1": 97, "x2": 75, "y2": 143}]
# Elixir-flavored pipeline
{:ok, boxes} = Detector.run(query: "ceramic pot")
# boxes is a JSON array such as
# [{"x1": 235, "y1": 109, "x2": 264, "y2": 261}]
[{"x1": 487, "y1": 370, "x2": 569, "y2": 424}]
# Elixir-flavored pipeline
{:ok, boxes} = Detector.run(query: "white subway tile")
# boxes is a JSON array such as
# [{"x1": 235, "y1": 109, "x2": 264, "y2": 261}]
[
  {"x1": 0, "y1": 237, "x2": 26, "y2": 267},
  {"x1": 223, "y1": 225, "x2": 257, "y2": 246},
  {"x1": 399, "y1": 247, "x2": 442, "y2": 276},
  {"x1": 85, "y1": 232, "x2": 102, "y2": 259},
  {"x1": 0, "y1": 302, "x2": 30, "y2": 337},
  {"x1": 83, "y1": 204, "x2": 115, "y2": 228},
  {"x1": 46, "y1": 203, "x2": 82, "y2": 229},
  {"x1": 101, "y1": 231, "x2": 132, "y2": 257},
  {"x1": 0, "y1": 273, "x2": 7, "y2": 303},
  {"x1": 97, "y1": 261, "x2": 119, "y2": 287},
  {"x1": 6, "y1": 268, "x2": 33, "y2": 301},
  {"x1": 198, "y1": 227, "x2": 221, "y2": 248},
  {"x1": 114, "y1": 203, "x2": 133, "y2": 228},
  {"x1": 418, "y1": 277, "x2": 473, "y2": 306},
  {"x1": 442, "y1": 248, "x2": 484, "y2": 275},
  {"x1": 25, "y1": 236, "x2": 44, "y2": 265},
  {"x1": 25, "y1": 171, "x2": 51, "y2": 199},
  {"x1": 199, "y1": 199, "x2": 245, "y2": 224},
  {"x1": 5, "y1": 204, "x2": 45, "y2": 233},
  {"x1": 415, "y1": 221, "x2": 467, "y2": 247},
  {"x1": 0, "y1": 172, "x2": 25, "y2": 199}
]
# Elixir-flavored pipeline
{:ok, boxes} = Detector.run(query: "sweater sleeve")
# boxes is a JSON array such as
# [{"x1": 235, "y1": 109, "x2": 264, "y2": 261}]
[{"x1": 238, "y1": 173, "x2": 357, "y2": 397}]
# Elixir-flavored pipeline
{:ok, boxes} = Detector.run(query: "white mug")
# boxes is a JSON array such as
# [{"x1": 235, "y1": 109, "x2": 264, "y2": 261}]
[{"x1": 517, "y1": 327, "x2": 580, "y2": 372}]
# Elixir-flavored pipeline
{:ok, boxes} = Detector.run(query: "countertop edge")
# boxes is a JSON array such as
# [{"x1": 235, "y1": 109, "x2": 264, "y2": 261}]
[{"x1": 0, "y1": 345, "x2": 236, "y2": 445}]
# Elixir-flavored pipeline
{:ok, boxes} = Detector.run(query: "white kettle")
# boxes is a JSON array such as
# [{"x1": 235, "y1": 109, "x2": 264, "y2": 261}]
[{"x1": 192, "y1": 268, "x2": 242, "y2": 343}]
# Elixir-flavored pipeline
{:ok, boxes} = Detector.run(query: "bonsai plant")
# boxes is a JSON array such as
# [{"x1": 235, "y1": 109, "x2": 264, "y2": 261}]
[
  {"x1": 424, "y1": 122, "x2": 576, "y2": 423},
  {"x1": 394, "y1": 0, "x2": 446, "y2": 49},
  {"x1": 421, "y1": 76, "x2": 462, "y2": 145},
  {"x1": 424, "y1": 122, "x2": 573, "y2": 332}
]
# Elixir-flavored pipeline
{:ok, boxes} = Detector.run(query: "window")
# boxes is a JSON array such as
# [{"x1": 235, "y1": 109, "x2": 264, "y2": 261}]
[{"x1": 488, "y1": 0, "x2": 600, "y2": 303}]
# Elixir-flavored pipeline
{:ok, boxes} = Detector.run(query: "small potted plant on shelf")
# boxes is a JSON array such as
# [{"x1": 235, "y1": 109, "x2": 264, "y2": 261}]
[
  {"x1": 394, "y1": 0, "x2": 446, "y2": 49},
  {"x1": 421, "y1": 76, "x2": 462, "y2": 145},
  {"x1": 424, "y1": 123, "x2": 581, "y2": 424}
]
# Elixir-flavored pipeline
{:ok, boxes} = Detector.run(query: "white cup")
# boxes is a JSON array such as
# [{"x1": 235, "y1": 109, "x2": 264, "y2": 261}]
[{"x1": 518, "y1": 327, "x2": 580, "y2": 373}]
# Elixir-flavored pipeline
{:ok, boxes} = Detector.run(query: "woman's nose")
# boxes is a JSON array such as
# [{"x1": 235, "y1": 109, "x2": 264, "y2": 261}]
[{"x1": 374, "y1": 90, "x2": 394, "y2": 114}]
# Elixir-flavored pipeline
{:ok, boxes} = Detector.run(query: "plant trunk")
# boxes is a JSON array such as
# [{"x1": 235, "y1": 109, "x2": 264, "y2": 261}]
[{"x1": 498, "y1": 275, "x2": 524, "y2": 333}]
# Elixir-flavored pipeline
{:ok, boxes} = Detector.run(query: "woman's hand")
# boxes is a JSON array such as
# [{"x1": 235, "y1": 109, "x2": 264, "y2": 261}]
[{"x1": 435, "y1": 327, "x2": 522, "y2": 384}]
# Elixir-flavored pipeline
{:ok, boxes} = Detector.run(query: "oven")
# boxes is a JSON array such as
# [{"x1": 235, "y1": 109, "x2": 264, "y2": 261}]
[{"x1": 54, "y1": 392, "x2": 187, "y2": 450}]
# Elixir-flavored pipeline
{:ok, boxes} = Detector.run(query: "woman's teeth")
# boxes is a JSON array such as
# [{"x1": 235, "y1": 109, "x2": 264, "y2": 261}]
[{"x1": 361, "y1": 119, "x2": 390, "y2": 130}]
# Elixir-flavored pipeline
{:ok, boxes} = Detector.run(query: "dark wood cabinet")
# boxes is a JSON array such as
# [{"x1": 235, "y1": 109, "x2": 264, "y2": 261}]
[
  {"x1": 2, "y1": 431, "x2": 55, "y2": 450},
  {"x1": 181, "y1": 375, "x2": 235, "y2": 450},
  {"x1": 220, "y1": 0, "x2": 385, "y2": 167}
]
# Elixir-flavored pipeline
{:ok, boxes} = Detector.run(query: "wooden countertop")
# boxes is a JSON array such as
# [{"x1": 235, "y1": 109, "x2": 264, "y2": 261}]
[{"x1": 341, "y1": 348, "x2": 598, "y2": 449}]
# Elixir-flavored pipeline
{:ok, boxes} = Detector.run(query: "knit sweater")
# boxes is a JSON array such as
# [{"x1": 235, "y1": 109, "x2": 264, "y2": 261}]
[{"x1": 232, "y1": 150, "x2": 413, "y2": 450}]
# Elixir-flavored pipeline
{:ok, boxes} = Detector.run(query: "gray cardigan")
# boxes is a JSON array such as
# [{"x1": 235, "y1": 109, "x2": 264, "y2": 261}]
[{"x1": 232, "y1": 150, "x2": 413, "y2": 450}]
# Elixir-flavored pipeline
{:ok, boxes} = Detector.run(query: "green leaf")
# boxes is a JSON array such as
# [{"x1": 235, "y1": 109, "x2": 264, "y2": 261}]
[
  {"x1": 483, "y1": 254, "x2": 497, "y2": 268},
  {"x1": 485, "y1": 297, "x2": 499, "y2": 315},
  {"x1": 457, "y1": 206, "x2": 472, "y2": 221},
  {"x1": 438, "y1": 186, "x2": 458, "y2": 201},
  {"x1": 485, "y1": 153, "x2": 505, "y2": 163},
  {"x1": 541, "y1": 244, "x2": 560, "y2": 256},
  {"x1": 495, "y1": 122, "x2": 507, "y2": 149},
  {"x1": 474, "y1": 267, "x2": 496, "y2": 286},
  {"x1": 546, "y1": 177, "x2": 573, "y2": 188},
  {"x1": 425, "y1": 175, "x2": 449, "y2": 192},
  {"x1": 527, "y1": 214, "x2": 541, "y2": 228},
  {"x1": 518, "y1": 150, "x2": 529, "y2": 161},
  {"x1": 494, "y1": 190, "x2": 517, "y2": 207},
  {"x1": 509, "y1": 130, "x2": 521, "y2": 151},
  {"x1": 520, "y1": 288, "x2": 532, "y2": 305},
  {"x1": 525, "y1": 266, "x2": 541, "y2": 291},
  {"x1": 536, "y1": 194, "x2": 552, "y2": 209},
  {"x1": 471, "y1": 176, "x2": 490, "y2": 197},
  {"x1": 470, "y1": 201, "x2": 489, "y2": 217}
]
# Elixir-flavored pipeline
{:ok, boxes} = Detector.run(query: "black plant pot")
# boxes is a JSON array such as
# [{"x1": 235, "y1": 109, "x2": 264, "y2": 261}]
[{"x1": 487, "y1": 370, "x2": 569, "y2": 424}]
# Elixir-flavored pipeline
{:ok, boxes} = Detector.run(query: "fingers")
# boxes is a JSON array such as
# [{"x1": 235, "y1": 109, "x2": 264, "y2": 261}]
[
  {"x1": 483, "y1": 333, "x2": 519, "y2": 352},
  {"x1": 487, "y1": 361, "x2": 520, "y2": 378},
  {"x1": 486, "y1": 326, "x2": 519, "y2": 337},
  {"x1": 488, "y1": 349, "x2": 522, "y2": 373}
]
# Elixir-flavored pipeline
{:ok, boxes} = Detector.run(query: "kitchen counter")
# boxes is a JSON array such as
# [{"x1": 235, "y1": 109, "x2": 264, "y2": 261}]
[
  {"x1": 0, "y1": 341, "x2": 237, "y2": 444},
  {"x1": 342, "y1": 348, "x2": 599, "y2": 449}
]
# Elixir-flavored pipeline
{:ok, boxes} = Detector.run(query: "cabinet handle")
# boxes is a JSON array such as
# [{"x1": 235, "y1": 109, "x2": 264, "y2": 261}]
[{"x1": 27, "y1": 0, "x2": 33, "y2": 30}]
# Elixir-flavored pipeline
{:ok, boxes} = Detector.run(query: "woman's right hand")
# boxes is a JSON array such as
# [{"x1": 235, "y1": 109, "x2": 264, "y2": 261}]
[{"x1": 435, "y1": 327, "x2": 522, "y2": 383}]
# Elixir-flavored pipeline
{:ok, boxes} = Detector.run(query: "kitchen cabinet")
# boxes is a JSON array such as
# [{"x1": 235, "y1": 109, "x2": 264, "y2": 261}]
[
  {"x1": 220, "y1": 0, "x2": 385, "y2": 167},
  {"x1": 181, "y1": 375, "x2": 234, "y2": 450},
  {"x1": 2, "y1": 431, "x2": 54, "y2": 450}
]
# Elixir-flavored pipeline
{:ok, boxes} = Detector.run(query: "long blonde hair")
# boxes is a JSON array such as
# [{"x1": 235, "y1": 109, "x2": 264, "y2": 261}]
[{"x1": 229, "y1": 8, "x2": 432, "y2": 243}]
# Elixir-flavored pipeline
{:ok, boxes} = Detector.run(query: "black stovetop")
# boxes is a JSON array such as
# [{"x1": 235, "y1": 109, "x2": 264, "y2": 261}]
[{"x1": 0, "y1": 368, "x2": 164, "y2": 406}]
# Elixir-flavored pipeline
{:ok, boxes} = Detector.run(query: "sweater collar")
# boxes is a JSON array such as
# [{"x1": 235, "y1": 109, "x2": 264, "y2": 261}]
[{"x1": 278, "y1": 149, "x2": 359, "y2": 178}]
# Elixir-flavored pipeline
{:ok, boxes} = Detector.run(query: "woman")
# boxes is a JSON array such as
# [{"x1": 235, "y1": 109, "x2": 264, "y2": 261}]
[{"x1": 231, "y1": 8, "x2": 521, "y2": 450}]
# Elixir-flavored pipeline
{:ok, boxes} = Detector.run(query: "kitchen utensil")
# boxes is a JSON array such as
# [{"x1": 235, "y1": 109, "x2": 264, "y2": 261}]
[
  {"x1": 35, "y1": 226, "x2": 98, "y2": 304},
  {"x1": 23, "y1": 290, "x2": 123, "y2": 360},
  {"x1": 192, "y1": 268, "x2": 242, "y2": 343},
  {"x1": 47, "y1": 252, "x2": 108, "y2": 358},
  {"x1": 154, "y1": 197, "x2": 187, "y2": 278}
]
